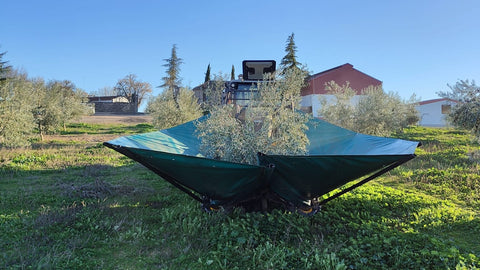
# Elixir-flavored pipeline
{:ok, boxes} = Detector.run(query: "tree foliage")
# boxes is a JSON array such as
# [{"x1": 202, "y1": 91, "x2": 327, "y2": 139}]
[
  {"x1": 146, "y1": 87, "x2": 202, "y2": 130},
  {"x1": 0, "y1": 50, "x2": 12, "y2": 82},
  {"x1": 0, "y1": 50, "x2": 91, "y2": 147},
  {"x1": 48, "y1": 80, "x2": 91, "y2": 131},
  {"x1": 204, "y1": 64, "x2": 211, "y2": 83},
  {"x1": 0, "y1": 70, "x2": 35, "y2": 147},
  {"x1": 161, "y1": 44, "x2": 183, "y2": 92},
  {"x1": 437, "y1": 79, "x2": 480, "y2": 136},
  {"x1": 318, "y1": 81, "x2": 357, "y2": 129},
  {"x1": 1, "y1": 69, "x2": 90, "y2": 146},
  {"x1": 196, "y1": 68, "x2": 311, "y2": 165},
  {"x1": 114, "y1": 74, "x2": 152, "y2": 108},
  {"x1": 202, "y1": 73, "x2": 227, "y2": 112},
  {"x1": 159, "y1": 44, "x2": 184, "y2": 109},
  {"x1": 32, "y1": 80, "x2": 90, "y2": 140},
  {"x1": 31, "y1": 79, "x2": 60, "y2": 141},
  {"x1": 147, "y1": 45, "x2": 202, "y2": 129},
  {"x1": 280, "y1": 33, "x2": 308, "y2": 80},
  {"x1": 280, "y1": 33, "x2": 302, "y2": 71},
  {"x1": 319, "y1": 82, "x2": 419, "y2": 136},
  {"x1": 231, "y1": 65, "x2": 235, "y2": 80}
]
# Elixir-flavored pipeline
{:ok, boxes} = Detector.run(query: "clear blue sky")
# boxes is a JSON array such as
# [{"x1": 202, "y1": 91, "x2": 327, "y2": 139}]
[{"x1": 2, "y1": 0, "x2": 479, "y2": 111}]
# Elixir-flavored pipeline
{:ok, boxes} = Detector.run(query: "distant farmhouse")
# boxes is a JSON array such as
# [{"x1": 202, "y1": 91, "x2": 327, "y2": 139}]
[
  {"x1": 87, "y1": 95, "x2": 138, "y2": 114},
  {"x1": 300, "y1": 63, "x2": 382, "y2": 117},
  {"x1": 415, "y1": 98, "x2": 459, "y2": 127}
]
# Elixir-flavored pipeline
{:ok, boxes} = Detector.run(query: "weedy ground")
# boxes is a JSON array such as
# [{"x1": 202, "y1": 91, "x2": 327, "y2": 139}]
[{"x1": 1, "y1": 123, "x2": 479, "y2": 269}]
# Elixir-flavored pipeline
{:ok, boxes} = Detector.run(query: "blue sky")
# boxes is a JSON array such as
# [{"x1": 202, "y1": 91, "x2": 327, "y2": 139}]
[{"x1": 2, "y1": 0, "x2": 479, "y2": 111}]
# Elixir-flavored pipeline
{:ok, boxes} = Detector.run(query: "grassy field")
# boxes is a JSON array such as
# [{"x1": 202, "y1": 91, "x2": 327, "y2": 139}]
[{"x1": 1, "y1": 122, "x2": 479, "y2": 269}]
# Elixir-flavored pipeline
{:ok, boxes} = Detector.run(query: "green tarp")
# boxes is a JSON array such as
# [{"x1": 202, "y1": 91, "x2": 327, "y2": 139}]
[{"x1": 104, "y1": 116, "x2": 419, "y2": 209}]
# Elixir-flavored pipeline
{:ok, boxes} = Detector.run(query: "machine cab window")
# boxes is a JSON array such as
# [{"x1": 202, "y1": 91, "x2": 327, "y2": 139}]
[{"x1": 223, "y1": 60, "x2": 276, "y2": 106}]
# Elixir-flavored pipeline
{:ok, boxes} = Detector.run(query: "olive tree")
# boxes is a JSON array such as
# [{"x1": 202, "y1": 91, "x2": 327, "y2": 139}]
[
  {"x1": 354, "y1": 86, "x2": 419, "y2": 136},
  {"x1": 31, "y1": 79, "x2": 62, "y2": 140},
  {"x1": 146, "y1": 87, "x2": 202, "y2": 129},
  {"x1": 319, "y1": 82, "x2": 418, "y2": 136},
  {"x1": 48, "y1": 80, "x2": 91, "y2": 131},
  {"x1": 0, "y1": 70, "x2": 35, "y2": 147},
  {"x1": 31, "y1": 80, "x2": 91, "y2": 140},
  {"x1": 147, "y1": 45, "x2": 202, "y2": 129},
  {"x1": 437, "y1": 79, "x2": 480, "y2": 136},
  {"x1": 195, "y1": 68, "x2": 311, "y2": 165},
  {"x1": 202, "y1": 72, "x2": 227, "y2": 112},
  {"x1": 318, "y1": 81, "x2": 357, "y2": 130}
]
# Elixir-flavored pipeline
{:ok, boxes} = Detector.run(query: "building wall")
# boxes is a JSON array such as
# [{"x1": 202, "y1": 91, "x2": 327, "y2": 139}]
[
  {"x1": 301, "y1": 94, "x2": 363, "y2": 117},
  {"x1": 93, "y1": 102, "x2": 138, "y2": 114},
  {"x1": 416, "y1": 99, "x2": 456, "y2": 127}
]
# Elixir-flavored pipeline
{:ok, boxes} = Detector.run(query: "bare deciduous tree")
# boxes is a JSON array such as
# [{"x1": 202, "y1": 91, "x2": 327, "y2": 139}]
[{"x1": 114, "y1": 74, "x2": 152, "y2": 108}]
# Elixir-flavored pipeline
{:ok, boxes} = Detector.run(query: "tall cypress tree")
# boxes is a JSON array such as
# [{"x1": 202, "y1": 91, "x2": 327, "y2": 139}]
[
  {"x1": 231, "y1": 65, "x2": 235, "y2": 80},
  {"x1": 280, "y1": 33, "x2": 300, "y2": 71},
  {"x1": 204, "y1": 63, "x2": 211, "y2": 83}
]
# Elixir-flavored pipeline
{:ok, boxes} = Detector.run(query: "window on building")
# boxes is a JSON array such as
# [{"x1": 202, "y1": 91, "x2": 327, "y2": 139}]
[
  {"x1": 301, "y1": 106, "x2": 312, "y2": 113},
  {"x1": 441, "y1": 104, "x2": 451, "y2": 114}
]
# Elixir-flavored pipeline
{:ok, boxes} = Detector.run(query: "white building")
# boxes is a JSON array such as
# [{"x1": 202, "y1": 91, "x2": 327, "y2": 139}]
[{"x1": 416, "y1": 98, "x2": 458, "y2": 127}]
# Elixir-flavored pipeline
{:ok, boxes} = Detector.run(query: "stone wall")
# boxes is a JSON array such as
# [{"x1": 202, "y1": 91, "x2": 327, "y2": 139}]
[{"x1": 93, "y1": 102, "x2": 137, "y2": 114}]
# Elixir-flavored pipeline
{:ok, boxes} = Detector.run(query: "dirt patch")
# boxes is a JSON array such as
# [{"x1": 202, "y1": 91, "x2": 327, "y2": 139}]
[{"x1": 74, "y1": 114, "x2": 153, "y2": 125}]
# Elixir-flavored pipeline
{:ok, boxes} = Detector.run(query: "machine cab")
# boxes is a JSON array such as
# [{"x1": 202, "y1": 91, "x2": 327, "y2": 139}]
[{"x1": 223, "y1": 60, "x2": 276, "y2": 106}]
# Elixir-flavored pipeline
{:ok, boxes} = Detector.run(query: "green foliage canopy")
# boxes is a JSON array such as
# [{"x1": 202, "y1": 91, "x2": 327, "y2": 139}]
[
  {"x1": 32, "y1": 80, "x2": 91, "y2": 140},
  {"x1": 147, "y1": 45, "x2": 202, "y2": 129},
  {"x1": 146, "y1": 87, "x2": 202, "y2": 130},
  {"x1": 196, "y1": 68, "x2": 311, "y2": 165},
  {"x1": 161, "y1": 44, "x2": 183, "y2": 93},
  {"x1": 0, "y1": 50, "x2": 12, "y2": 81},
  {"x1": 280, "y1": 33, "x2": 300, "y2": 71},
  {"x1": 0, "y1": 71, "x2": 35, "y2": 147},
  {"x1": 437, "y1": 79, "x2": 480, "y2": 136},
  {"x1": 202, "y1": 73, "x2": 227, "y2": 112},
  {"x1": 1, "y1": 67, "x2": 90, "y2": 146},
  {"x1": 204, "y1": 63, "x2": 211, "y2": 83},
  {"x1": 319, "y1": 82, "x2": 419, "y2": 136}
]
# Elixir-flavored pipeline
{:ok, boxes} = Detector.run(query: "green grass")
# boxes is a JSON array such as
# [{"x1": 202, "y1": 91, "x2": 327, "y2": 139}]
[
  {"x1": 61, "y1": 123, "x2": 156, "y2": 135},
  {"x1": 1, "y1": 124, "x2": 479, "y2": 269}
]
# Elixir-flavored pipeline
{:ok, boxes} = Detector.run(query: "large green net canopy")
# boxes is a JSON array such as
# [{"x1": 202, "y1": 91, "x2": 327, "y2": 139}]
[{"x1": 104, "y1": 116, "x2": 419, "y2": 210}]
